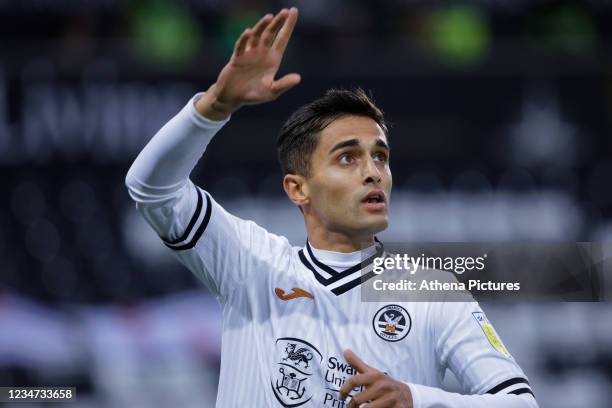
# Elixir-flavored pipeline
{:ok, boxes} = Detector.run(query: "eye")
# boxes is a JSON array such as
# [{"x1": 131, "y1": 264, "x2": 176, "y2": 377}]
[
  {"x1": 374, "y1": 152, "x2": 388, "y2": 163},
  {"x1": 338, "y1": 154, "x2": 354, "y2": 165}
]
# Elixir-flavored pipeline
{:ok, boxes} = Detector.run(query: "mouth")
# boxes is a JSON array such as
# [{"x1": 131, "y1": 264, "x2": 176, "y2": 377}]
[{"x1": 361, "y1": 190, "x2": 387, "y2": 211}]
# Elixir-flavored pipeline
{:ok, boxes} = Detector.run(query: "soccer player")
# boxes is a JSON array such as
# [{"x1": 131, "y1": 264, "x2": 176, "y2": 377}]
[{"x1": 126, "y1": 8, "x2": 538, "y2": 408}]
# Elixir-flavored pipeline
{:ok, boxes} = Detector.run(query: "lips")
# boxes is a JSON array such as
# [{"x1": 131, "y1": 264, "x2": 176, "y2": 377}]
[
  {"x1": 361, "y1": 190, "x2": 387, "y2": 212},
  {"x1": 362, "y1": 190, "x2": 386, "y2": 204}
]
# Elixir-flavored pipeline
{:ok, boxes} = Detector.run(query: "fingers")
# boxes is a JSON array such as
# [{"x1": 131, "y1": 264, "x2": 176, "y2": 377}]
[
  {"x1": 234, "y1": 28, "x2": 252, "y2": 57},
  {"x1": 236, "y1": 8, "x2": 296, "y2": 54},
  {"x1": 344, "y1": 349, "x2": 373, "y2": 374},
  {"x1": 339, "y1": 349, "x2": 374, "y2": 400},
  {"x1": 273, "y1": 7, "x2": 298, "y2": 53},
  {"x1": 247, "y1": 13, "x2": 273, "y2": 49},
  {"x1": 271, "y1": 73, "x2": 301, "y2": 96},
  {"x1": 261, "y1": 8, "x2": 290, "y2": 47},
  {"x1": 346, "y1": 383, "x2": 386, "y2": 408},
  {"x1": 339, "y1": 372, "x2": 379, "y2": 400},
  {"x1": 355, "y1": 394, "x2": 396, "y2": 408}
]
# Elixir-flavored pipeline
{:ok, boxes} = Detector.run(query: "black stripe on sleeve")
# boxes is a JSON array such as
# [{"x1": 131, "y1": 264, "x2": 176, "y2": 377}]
[
  {"x1": 161, "y1": 187, "x2": 203, "y2": 244},
  {"x1": 165, "y1": 191, "x2": 212, "y2": 251},
  {"x1": 486, "y1": 377, "x2": 530, "y2": 394},
  {"x1": 509, "y1": 388, "x2": 535, "y2": 397}
]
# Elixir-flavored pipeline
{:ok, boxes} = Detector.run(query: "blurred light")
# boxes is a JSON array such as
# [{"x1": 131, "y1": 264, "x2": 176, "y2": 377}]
[
  {"x1": 521, "y1": 191, "x2": 582, "y2": 239},
  {"x1": 428, "y1": 5, "x2": 490, "y2": 66},
  {"x1": 131, "y1": 0, "x2": 202, "y2": 67},
  {"x1": 25, "y1": 219, "x2": 60, "y2": 263},
  {"x1": 383, "y1": 189, "x2": 581, "y2": 241},
  {"x1": 451, "y1": 193, "x2": 507, "y2": 239},
  {"x1": 0, "y1": 293, "x2": 78, "y2": 367},
  {"x1": 506, "y1": 88, "x2": 577, "y2": 167}
]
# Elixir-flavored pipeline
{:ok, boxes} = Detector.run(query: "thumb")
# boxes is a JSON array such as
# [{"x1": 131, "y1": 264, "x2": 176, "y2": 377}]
[
  {"x1": 344, "y1": 349, "x2": 372, "y2": 373},
  {"x1": 271, "y1": 73, "x2": 301, "y2": 96}
]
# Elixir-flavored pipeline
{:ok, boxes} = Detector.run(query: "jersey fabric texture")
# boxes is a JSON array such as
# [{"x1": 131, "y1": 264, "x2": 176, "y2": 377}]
[{"x1": 125, "y1": 94, "x2": 539, "y2": 408}]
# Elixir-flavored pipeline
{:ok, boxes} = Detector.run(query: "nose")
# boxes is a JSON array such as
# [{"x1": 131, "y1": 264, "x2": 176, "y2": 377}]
[{"x1": 362, "y1": 156, "x2": 382, "y2": 185}]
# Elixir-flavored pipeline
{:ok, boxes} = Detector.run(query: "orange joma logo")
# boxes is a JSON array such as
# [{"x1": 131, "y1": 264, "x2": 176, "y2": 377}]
[{"x1": 274, "y1": 287, "x2": 314, "y2": 301}]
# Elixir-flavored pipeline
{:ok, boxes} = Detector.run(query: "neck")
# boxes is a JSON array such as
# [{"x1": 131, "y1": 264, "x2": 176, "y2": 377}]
[{"x1": 306, "y1": 223, "x2": 375, "y2": 253}]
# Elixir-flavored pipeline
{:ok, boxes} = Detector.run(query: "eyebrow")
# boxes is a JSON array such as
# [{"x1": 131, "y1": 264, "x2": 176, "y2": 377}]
[
  {"x1": 376, "y1": 139, "x2": 390, "y2": 151},
  {"x1": 329, "y1": 139, "x2": 359, "y2": 155},
  {"x1": 329, "y1": 138, "x2": 390, "y2": 155}
]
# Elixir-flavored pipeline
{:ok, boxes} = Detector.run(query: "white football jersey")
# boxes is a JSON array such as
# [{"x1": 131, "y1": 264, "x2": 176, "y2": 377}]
[
  {"x1": 133, "y1": 181, "x2": 534, "y2": 407},
  {"x1": 126, "y1": 94, "x2": 537, "y2": 407}
]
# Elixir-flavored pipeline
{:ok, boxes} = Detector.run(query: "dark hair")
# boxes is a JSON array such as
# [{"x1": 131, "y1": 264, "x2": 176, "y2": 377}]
[{"x1": 277, "y1": 88, "x2": 388, "y2": 177}]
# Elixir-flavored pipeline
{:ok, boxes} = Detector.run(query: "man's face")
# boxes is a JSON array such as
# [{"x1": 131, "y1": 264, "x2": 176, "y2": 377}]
[{"x1": 304, "y1": 115, "x2": 392, "y2": 238}]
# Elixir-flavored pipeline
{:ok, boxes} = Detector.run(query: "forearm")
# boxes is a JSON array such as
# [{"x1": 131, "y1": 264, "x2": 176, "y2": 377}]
[
  {"x1": 125, "y1": 92, "x2": 229, "y2": 203},
  {"x1": 408, "y1": 383, "x2": 538, "y2": 408}
]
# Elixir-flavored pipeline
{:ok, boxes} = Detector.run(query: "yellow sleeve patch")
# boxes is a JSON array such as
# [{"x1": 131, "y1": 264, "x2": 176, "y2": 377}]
[{"x1": 473, "y1": 312, "x2": 511, "y2": 358}]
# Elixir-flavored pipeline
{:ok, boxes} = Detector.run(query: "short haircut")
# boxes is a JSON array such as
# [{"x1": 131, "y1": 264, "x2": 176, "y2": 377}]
[{"x1": 277, "y1": 88, "x2": 388, "y2": 177}]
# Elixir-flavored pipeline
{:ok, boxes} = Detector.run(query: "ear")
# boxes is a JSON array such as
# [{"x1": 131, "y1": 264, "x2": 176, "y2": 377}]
[{"x1": 283, "y1": 174, "x2": 310, "y2": 208}]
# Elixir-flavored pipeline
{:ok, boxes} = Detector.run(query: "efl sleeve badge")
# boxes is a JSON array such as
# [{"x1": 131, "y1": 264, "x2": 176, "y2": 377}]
[{"x1": 472, "y1": 312, "x2": 512, "y2": 358}]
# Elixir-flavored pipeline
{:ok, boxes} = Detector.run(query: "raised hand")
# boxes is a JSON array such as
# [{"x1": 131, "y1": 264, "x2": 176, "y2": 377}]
[
  {"x1": 339, "y1": 349, "x2": 413, "y2": 408},
  {"x1": 196, "y1": 8, "x2": 301, "y2": 120}
]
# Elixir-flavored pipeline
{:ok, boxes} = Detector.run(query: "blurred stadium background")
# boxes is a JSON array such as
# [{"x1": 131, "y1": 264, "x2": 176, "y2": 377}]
[{"x1": 1, "y1": 0, "x2": 611, "y2": 407}]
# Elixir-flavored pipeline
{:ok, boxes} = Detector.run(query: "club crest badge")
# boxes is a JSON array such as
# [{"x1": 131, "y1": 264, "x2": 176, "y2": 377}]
[
  {"x1": 372, "y1": 304, "x2": 412, "y2": 342},
  {"x1": 271, "y1": 337, "x2": 323, "y2": 407}
]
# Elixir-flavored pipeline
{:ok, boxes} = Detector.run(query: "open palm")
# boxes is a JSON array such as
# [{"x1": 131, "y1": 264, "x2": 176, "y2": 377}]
[{"x1": 214, "y1": 8, "x2": 301, "y2": 109}]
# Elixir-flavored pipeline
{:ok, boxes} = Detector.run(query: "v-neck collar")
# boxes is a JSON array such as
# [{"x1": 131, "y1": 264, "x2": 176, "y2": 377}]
[{"x1": 298, "y1": 238, "x2": 384, "y2": 296}]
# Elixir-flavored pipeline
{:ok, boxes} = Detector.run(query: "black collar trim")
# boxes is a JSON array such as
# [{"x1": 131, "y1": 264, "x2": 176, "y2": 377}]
[{"x1": 299, "y1": 239, "x2": 384, "y2": 296}]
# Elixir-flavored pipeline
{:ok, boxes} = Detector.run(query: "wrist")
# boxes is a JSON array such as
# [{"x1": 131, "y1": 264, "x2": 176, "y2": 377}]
[
  {"x1": 195, "y1": 84, "x2": 240, "y2": 121},
  {"x1": 404, "y1": 383, "x2": 421, "y2": 408}
]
